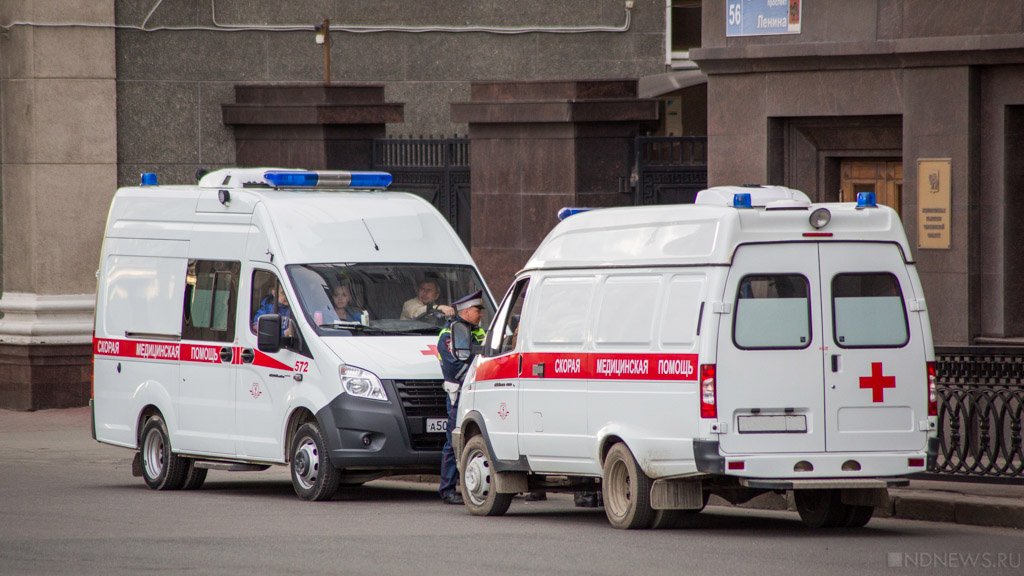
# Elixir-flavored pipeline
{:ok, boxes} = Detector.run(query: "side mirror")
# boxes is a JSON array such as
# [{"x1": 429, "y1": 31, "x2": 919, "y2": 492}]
[
  {"x1": 257, "y1": 314, "x2": 282, "y2": 353},
  {"x1": 451, "y1": 322, "x2": 473, "y2": 361}
]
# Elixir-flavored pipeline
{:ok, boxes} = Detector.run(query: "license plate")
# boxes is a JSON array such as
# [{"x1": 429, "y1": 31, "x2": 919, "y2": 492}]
[
  {"x1": 737, "y1": 414, "x2": 807, "y2": 433},
  {"x1": 426, "y1": 418, "x2": 448, "y2": 433}
]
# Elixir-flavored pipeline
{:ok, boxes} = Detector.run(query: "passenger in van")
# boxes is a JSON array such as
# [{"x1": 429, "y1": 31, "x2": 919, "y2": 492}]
[
  {"x1": 330, "y1": 284, "x2": 365, "y2": 323},
  {"x1": 252, "y1": 285, "x2": 295, "y2": 337},
  {"x1": 436, "y1": 290, "x2": 487, "y2": 505},
  {"x1": 400, "y1": 279, "x2": 455, "y2": 320}
]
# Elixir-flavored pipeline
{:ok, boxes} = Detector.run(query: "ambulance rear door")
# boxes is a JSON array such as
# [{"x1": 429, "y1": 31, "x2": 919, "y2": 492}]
[
  {"x1": 716, "y1": 243, "x2": 826, "y2": 455},
  {"x1": 819, "y1": 243, "x2": 929, "y2": 452}
]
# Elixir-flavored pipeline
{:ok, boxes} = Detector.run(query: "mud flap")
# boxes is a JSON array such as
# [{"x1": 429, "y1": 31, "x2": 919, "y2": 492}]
[
  {"x1": 131, "y1": 452, "x2": 143, "y2": 477},
  {"x1": 494, "y1": 471, "x2": 529, "y2": 494},
  {"x1": 651, "y1": 479, "x2": 705, "y2": 510}
]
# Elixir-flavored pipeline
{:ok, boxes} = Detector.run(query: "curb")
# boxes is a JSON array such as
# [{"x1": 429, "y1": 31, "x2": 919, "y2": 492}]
[{"x1": 397, "y1": 474, "x2": 1024, "y2": 530}]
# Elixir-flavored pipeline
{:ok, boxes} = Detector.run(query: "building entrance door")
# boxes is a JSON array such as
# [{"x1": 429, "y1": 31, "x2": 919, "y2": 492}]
[{"x1": 840, "y1": 160, "x2": 902, "y2": 215}]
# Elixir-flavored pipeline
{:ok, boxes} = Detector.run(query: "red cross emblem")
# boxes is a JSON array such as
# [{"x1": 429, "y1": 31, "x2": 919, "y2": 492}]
[
  {"x1": 420, "y1": 345, "x2": 438, "y2": 356},
  {"x1": 859, "y1": 362, "x2": 896, "y2": 403}
]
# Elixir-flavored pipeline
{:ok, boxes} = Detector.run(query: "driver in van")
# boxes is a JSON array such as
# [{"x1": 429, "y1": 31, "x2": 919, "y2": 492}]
[
  {"x1": 400, "y1": 279, "x2": 455, "y2": 320},
  {"x1": 252, "y1": 284, "x2": 295, "y2": 337}
]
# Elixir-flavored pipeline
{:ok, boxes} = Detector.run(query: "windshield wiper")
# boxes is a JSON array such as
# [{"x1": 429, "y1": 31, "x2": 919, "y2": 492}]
[{"x1": 321, "y1": 322, "x2": 389, "y2": 334}]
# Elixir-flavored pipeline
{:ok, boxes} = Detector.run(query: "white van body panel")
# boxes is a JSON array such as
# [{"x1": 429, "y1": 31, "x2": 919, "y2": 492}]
[
  {"x1": 94, "y1": 169, "x2": 492, "y2": 476},
  {"x1": 460, "y1": 186, "x2": 936, "y2": 484}
]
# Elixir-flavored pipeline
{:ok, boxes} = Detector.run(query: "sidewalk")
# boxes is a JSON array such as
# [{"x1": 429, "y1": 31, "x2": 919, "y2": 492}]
[{"x1": 5, "y1": 406, "x2": 1020, "y2": 530}]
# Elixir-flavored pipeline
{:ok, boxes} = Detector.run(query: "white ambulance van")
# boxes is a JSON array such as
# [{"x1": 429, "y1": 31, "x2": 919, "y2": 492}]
[
  {"x1": 453, "y1": 186, "x2": 938, "y2": 529},
  {"x1": 91, "y1": 168, "x2": 493, "y2": 501}
]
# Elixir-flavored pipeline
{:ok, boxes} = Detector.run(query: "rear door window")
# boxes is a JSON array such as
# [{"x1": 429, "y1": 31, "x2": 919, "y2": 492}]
[
  {"x1": 832, "y1": 273, "x2": 908, "y2": 348},
  {"x1": 733, "y1": 274, "x2": 811, "y2": 349}
]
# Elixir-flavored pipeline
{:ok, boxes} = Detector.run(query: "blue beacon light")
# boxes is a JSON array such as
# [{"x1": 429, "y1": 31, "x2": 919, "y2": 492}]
[
  {"x1": 557, "y1": 207, "x2": 593, "y2": 221},
  {"x1": 856, "y1": 192, "x2": 878, "y2": 209},
  {"x1": 732, "y1": 193, "x2": 752, "y2": 208},
  {"x1": 263, "y1": 170, "x2": 394, "y2": 190},
  {"x1": 140, "y1": 172, "x2": 159, "y2": 186}
]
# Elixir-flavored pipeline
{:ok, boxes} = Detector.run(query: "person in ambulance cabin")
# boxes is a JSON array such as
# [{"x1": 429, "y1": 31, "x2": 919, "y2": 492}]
[
  {"x1": 435, "y1": 289, "x2": 486, "y2": 505},
  {"x1": 400, "y1": 279, "x2": 455, "y2": 321},
  {"x1": 252, "y1": 284, "x2": 295, "y2": 337},
  {"x1": 329, "y1": 284, "x2": 364, "y2": 323}
]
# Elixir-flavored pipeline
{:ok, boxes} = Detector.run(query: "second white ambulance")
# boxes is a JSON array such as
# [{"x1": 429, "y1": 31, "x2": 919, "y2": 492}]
[{"x1": 453, "y1": 186, "x2": 938, "y2": 529}]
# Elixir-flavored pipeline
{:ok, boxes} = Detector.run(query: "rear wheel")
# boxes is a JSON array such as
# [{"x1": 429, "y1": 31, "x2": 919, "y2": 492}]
[
  {"x1": 181, "y1": 461, "x2": 208, "y2": 490},
  {"x1": 842, "y1": 504, "x2": 875, "y2": 528},
  {"x1": 794, "y1": 489, "x2": 848, "y2": 528},
  {"x1": 290, "y1": 422, "x2": 340, "y2": 501},
  {"x1": 460, "y1": 435, "x2": 513, "y2": 516},
  {"x1": 140, "y1": 415, "x2": 188, "y2": 490},
  {"x1": 602, "y1": 443, "x2": 655, "y2": 529}
]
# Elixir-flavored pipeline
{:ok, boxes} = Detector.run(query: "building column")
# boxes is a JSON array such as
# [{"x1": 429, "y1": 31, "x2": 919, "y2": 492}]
[
  {"x1": 0, "y1": 3, "x2": 117, "y2": 409},
  {"x1": 221, "y1": 84, "x2": 404, "y2": 170},
  {"x1": 451, "y1": 80, "x2": 658, "y2": 295}
]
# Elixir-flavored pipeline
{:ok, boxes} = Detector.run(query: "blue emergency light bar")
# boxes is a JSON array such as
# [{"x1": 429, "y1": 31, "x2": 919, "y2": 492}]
[
  {"x1": 732, "y1": 193, "x2": 752, "y2": 208},
  {"x1": 263, "y1": 170, "x2": 393, "y2": 190},
  {"x1": 856, "y1": 192, "x2": 878, "y2": 209},
  {"x1": 557, "y1": 207, "x2": 593, "y2": 221}
]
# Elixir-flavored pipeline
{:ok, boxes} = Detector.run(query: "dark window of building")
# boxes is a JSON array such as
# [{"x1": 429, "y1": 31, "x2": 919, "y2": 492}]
[{"x1": 671, "y1": 0, "x2": 702, "y2": 55}]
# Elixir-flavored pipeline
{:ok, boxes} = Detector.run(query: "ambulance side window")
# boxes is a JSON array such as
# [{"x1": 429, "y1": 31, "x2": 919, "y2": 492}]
[
  {"x1": 530, "y1": 276, "x2": 596, "y2": 347},
  {"x1": 485, "y1": 278, "x2": 530, "y2": 357},
  {"x1": 733, "y1": 274, "x2": 811, "y2": 349},
  {"x1": 832, "y1": 273, "x2": 908, "y2": 348},
  {"x1": 181, "y1": 260, "x2": 240, "y2": 342}
]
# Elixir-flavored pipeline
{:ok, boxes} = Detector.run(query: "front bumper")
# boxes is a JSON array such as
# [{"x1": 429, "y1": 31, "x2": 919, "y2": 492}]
[{"x1": 315, "y1": 391, "x2": 444, "y2": 471}]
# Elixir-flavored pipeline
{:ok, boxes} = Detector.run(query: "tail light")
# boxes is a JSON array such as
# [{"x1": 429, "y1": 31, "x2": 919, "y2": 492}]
[
  {"x1": 700, "y1": 364, "x2": 717, "y2": 419},
  {"x1": 926, "y1": 362, "x2": 937, "y2": 417}
]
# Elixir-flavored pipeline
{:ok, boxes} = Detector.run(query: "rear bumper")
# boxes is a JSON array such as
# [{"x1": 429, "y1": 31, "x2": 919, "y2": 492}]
[{"x1": 694, "y1": 438, "x2": 938, "y2": 479}]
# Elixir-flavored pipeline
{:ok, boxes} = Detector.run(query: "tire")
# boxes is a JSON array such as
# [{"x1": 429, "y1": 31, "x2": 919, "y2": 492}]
[
  {"x1": 841, "y1": 504, "x2": 874, "y2": 528},
  {"x1": 460, "y1": 435, "x2": 513, "y2": 516},
  {"x1": 289, "y1": 422, "x2": 340, "y2": 501},
  {"x1": 794, "y1": 489, "x2": 847, "y2": 528},
  {"x1": 181, "y1": 461, "x2": 208, "y2": 490},
  {"x1": 602, "y1": 443, "x2": 655, "y2": 530},
  {"x1": 650, "y1": 510, "x2": 682, "y2": 529},
  {"x1": 140, "y1": 415, "x2": 188, "y2": 490}
]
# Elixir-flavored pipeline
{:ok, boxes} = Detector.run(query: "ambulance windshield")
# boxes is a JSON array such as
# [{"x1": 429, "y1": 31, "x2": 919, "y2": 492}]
[{"x1": 286, "y1": 263, "x2": 493, "y2": 336}]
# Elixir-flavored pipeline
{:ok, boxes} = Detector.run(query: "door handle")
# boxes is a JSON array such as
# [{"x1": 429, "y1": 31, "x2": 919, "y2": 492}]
[
  {"x1": 219, "y1": 346, "x2": 233, "y2": 363},
  {"x1": 532, "y1": 362, "x2": 545, "y2": 378},
  {"x1": 240, "y1": 348, "x2": 255, "y2": 364},
  {"x1": 831, "y1": 354, "x2": 840, "y2": 373}
]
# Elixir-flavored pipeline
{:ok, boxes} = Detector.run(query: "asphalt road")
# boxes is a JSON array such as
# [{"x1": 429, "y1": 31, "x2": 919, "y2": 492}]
[{"x1": 2, "y1": 409, "x2": 1022, "y2": 576}]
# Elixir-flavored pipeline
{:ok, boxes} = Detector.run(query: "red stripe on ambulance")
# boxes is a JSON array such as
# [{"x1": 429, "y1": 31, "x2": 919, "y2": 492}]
[{"x1": 476, "y1": 352, "x2": 698, "y2": 382}]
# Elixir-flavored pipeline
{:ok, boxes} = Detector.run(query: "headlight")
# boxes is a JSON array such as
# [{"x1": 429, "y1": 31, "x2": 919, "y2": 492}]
[{"x1": 338, "y1": 364, "x2": 387, "y2": 401}]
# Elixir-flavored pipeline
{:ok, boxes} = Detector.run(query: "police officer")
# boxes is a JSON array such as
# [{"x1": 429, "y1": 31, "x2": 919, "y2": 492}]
[{"x1": 436, "y1": 289, "x2": 486, "y2": 504}]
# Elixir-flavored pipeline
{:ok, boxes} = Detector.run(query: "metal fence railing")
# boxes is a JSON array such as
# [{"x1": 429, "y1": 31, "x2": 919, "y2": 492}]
[{"x1": 931, "y1": 347, "x2": 1024, "y2": 480}]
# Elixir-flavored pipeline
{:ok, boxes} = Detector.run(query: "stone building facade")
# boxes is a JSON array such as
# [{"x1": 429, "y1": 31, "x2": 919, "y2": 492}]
[
  {"x1": 0, "y1": 0, "x2": 685, "y2": 409},
  {"x1": 692, "y1": 0, "x2": 1024, "y2": 347}
]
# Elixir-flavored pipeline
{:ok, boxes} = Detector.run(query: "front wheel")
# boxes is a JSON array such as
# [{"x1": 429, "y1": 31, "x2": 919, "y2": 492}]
[
  {"x1": 602, "y1": 443, "x2": 655, "y2": 529},
  {"x1": 290, "y1": 422, "x2": 340, "y2": 501},
  {"x1": 460, "y1": 435, "x2": 513, "y2": 516},
  {"x1": 140, "y1": 415, "x2": 188, "y2": 490}
]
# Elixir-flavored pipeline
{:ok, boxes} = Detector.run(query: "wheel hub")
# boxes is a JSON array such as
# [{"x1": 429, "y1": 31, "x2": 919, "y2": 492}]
[
  {"x1": 464, "y1": 450, "x2": 491, "y2": 505},
  {"x1": 143, "y1": 428, "x2": 164, "y2": 478},
  {"x1": 294, "y1": 439, "x2": 320, "y2": 490}
]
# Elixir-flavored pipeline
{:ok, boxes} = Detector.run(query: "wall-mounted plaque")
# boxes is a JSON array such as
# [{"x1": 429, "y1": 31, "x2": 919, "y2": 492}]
[
  {"x1": 726, "y1": 0, "x2": 802, "y2": 37},
  {"x1": 917, "y1": 158, "x2": 951, "y2": 250}
]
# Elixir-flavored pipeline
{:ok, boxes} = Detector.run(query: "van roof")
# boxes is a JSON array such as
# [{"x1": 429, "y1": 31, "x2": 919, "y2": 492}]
[
  {"x1": 523, "y1": 186, "x2": 914, "y2": 271},
  {"x1": 106, "y1": 182, "x2": 473, "y2": 266}
]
